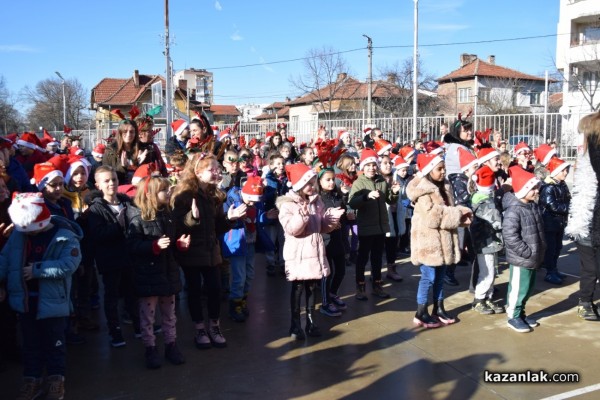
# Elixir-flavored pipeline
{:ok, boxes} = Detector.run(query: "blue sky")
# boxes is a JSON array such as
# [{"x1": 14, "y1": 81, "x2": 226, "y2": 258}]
[{"x1": 1, "y1": 0, "x2": 560, "y2": 111}]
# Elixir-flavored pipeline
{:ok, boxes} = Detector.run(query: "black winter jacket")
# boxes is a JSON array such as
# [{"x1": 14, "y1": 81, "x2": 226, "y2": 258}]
[
  {"x1": 501, "y1": 192, "x2": 546, "y2": 269},
  {"x1": 320, "y1": 189, "x2": 346, "y2": 255},
  {"x1": 448, "y1": 173, "x2": 471, "y2": 207},
  {"x1": 86, "y1": 191, "x2": 134, "y2": 273},
  {"x1": 539, "y1": 178, "x2": 571, "y2": 232},
  {"x1": 126, "y1": 208, "x2": 182, "y2": 297}
]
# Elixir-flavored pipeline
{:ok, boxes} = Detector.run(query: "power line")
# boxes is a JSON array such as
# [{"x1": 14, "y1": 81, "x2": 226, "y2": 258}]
[{"x1": 205, "y1": 33, "x2": 565, "y2": 71}]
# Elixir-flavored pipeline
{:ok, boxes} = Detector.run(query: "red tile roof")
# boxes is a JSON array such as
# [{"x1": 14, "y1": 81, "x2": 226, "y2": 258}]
[
  {"x1": 209, "y1": 105, "x2": 241, "y2": 116},
  {"x1": 438, "y1": 59, "x2": 546, "y2": 83},
  {"x1": 255, "y1": 106, "x2": 289, "y2": 120},
  {"x1": 92, "y1": 75, "x2": 164, "y2": 106}
]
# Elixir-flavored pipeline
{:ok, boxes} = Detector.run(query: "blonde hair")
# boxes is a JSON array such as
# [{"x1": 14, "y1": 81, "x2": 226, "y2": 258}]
[
  {"x1": 170, "y1": 153, "x2": 225, "y2": 208},
  {"x1": 336, "y1": 154, "x2": 357, "y2": 177},
  {"x1": 578, "y1": 111, "x2": 600, "y2": 151},
  {"x1": 134, "y1": 176, "x2": 171, "y2": 221}
]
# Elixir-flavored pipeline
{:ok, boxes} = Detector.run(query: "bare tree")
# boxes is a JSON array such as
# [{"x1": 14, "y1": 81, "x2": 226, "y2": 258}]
[
  {"x1": 375, "y1": 57, "x2": 443, "y2": 118},
  {"x1": 552, "y1": 46, "x2": 600, "y2": 113},
  {"x1": 21, "y1": 76, "x2": 90, "y2": 131},
  {"x1": 0, "y1": 76, "x2": 22, "y2": 134},
  {"x1": 289, "y1": 46, "x2": 356, "y2": 120}
]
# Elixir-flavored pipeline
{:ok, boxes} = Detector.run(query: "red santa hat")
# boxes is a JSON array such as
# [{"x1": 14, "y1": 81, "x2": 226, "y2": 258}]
[
  {"x1": 69, "y1": 146, "x2": 84, "y2": 156},
  {"x1": 265, "y1": 131, "x2": 274, "y2": 140},
  {"x1": 211, "y1": 125, "x2": 220, "y2": 138},
  {"x1": 424, "y1": 140, "x2": 444, "y2": 155},
  {"x1": 32, "y1": 155, "x2": 69, "y2": 190},
  {"x1": 472, "y1": 165, "x2": 495, "y2": 194},
  {"x1": 476, "y1": 147, "x2": 499, "y2": 165},
  {"x1": 399, "y1": 146, "x2": 416, "y2": 160},
  {"x1": 171, "y1": 119, "x2": 189, "y2": 138},
  {"x1": 65, "y1": 155, "x2": 91, "y2": 184},
  {"x1": 393, "y1": 156, "x2": 409, "y2": 171},
  {"x1": 337, "y1": 130, "x2": 350, "y2": 142},
  {"x1": 533, "y1": 144, "x2": 556, "y2": 166},
  {"x1": 363, "y1": 126, "x2": 373, "y2": 134},
  {"x1": 248, "y1": 138, "x2": 260, "y2": 149},
  {"x1": 8, "y1": 192, "x2": 52, "y2": 233},
  {"x1": 374, "y1": 139, "x2": 392, "y2": 156},
  {"x1": 458, "y1": 147, "x2": 478, "y2": 172},
  {"x1": 509, "y1": 166, "x2": 540, "y2": 199},
  {"x1": 17, "y1": 132, "x2": 43, "y2": 151},
  {"x1": 131, "y1": 163, "x2": 157, "y2": 185},
  {"x1": 0, "y1": 136, "x2": 13, "y2": 150},
  {"x1": 41, "y1": 129, "x2": 58, "y2": 149},
  {"x1": 241, "y1": 176, "x2": 264, "y2": 202},
  {"x1": 287, "y1": 136, "x2": 295, "y2": 144},
  {"x1": 417, "y1": 153, "x2": 444, "y2": 177},
  {"x1": 5, "y1": 133, "x2": 18, "y2": 146},
  {"x1": 92, "y1": 143, "x2": 106, "y2": 159},
  {"x1": 359, "y1": 148, "x2": 379, "y2": 170},
  {"x1": 513, "y1": 142, "x2": 531, "y2": 156},
  {"x1": 285, "y1": 163, "x2": 316, "y2": 192},
  {"x1": 546, "y1": 157, "x2": 570, "y2": 178},
  {"x1": 218, "y1": 128, "x2": 231, "y2": 142}
]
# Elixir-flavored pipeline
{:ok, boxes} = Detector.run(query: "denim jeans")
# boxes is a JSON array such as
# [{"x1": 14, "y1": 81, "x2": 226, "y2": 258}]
[
  {"x1": 229, "y1": 244, "x2": 256, "y2": 300},
  {"x1": 416, "y1": 265, "x2": 447, "y2": 305},
  {"x1": 20, "y1": 298, "x2": 67, "y2": 378},
  {"x1": 265, "y1": 224, "x2": 285, "y2": 267}
]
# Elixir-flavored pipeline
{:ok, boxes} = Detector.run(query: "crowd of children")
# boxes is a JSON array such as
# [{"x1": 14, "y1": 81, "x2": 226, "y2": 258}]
[{"x1": 0, "y1": 109, "x2": 599, "y2": 399}]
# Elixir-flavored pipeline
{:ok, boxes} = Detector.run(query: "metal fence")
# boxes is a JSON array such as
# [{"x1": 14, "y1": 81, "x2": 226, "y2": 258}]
[{"x1": 48, "y1": 111, "x2": 590, "y2": 160}]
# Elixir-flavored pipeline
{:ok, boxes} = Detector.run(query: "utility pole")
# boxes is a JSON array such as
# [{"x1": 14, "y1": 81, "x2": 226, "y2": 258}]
[
  {"x1": 55, "y1": 71, "x2": 66, "y2": 127},
  {"x1": 164, "y1": 0, "x2": 173, "y2": 139},
  {"x1": 412, "y1": 0, "x2": 419, "y2": 141},
  {"x1": 363, "y1": 34, "x2": 373, "y2": 123}
]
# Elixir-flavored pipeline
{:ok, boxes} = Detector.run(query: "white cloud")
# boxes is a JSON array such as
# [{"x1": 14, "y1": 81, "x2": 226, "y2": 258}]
[
  {"x1": 231, "y1": 31, "x2": 243, "y2": 41},
  {"x1": 0, "y1": 44, "x2": 37, "y2": 53},
  {"x1": 259, "y1": 57, "x2": 274, "y2": 72},
  {"x1": 215, "y1": 1, "x2": 222, "y2": 11}
]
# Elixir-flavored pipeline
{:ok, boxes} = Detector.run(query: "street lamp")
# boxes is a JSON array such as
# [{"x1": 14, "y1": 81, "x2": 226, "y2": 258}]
[{"x1": 55, "y1": 71, "x2": 66, "y2": 127}]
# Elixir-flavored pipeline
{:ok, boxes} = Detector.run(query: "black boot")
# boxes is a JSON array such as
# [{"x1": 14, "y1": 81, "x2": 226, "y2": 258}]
[
  {"x1": 355, "y1": 282, "x2": 368, "y2": 301},
  {"x1": 289, "y1": 312, "x2": 305, "y2": 340},
  {"x1": 413, "y1": 304, "x2": 441, "y2": 328},
  {"x1": 241, "y1": 295, "x2": 250, "y2": 317},
  {"x1": 305, "y1": 307, "x2": 322, "y2": 337},
  {"x1": 577, "y1": 301, "x2": 599, "y2": 321},
  {"x1": 145, "y1": 346, "x2": 162, "y2": 369},
  {"x1": 432, "y1": 300, "x2": 456, "y2": 324},
  {"x1": 289, "y1": 282, "x2": 305, "y2": 340},
  {"x1": 229, "y1": 299, "x2": 246, "y2": 323}
]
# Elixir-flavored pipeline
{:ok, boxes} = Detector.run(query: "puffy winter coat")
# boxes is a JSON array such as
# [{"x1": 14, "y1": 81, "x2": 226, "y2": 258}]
[
  {"x1": 501, "y1": 192, "x2": 546, "y2": 269},
  {"x1": 171, "y1": 187, "x2": 232, "y2": 268},
  {"x1": 0, "y1": 216, "x2": 82, "y2": 319},
  {"x1": 86, "y1": 191, "x2": 135, "y2": 273},
  {"x1": 102, "y1": 142, "x2": 137, "y2": 185},
  {"x1": 127, "y1": 208, "x2": 182, "y2": 297},
  {"x1": 470, "y1": 192, "x2": 504, "y2": 254},
  {"x1": 539, "y1": 178, "x2": 571, "y2": 232},
  {"x1": 406, "y1": 175, "x2": 467, "y2": 267},
  {"x1": 276, "y1": 191, "x2": 338, "y2": 281},
  {"x1": 348, "y1": 174, "x2": 398, "y2": 236},
  {"x1": 320, "y1": 188, "x2": 346, "y2": 253}
]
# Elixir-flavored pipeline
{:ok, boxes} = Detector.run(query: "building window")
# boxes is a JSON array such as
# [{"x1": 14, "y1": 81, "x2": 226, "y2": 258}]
[
  {"x1": 479, "y1": 88, "x2": 491, "y2": 102},
  {"x1": 529, "y1": 92, "x2": 541, "y2": 105},
  {"x1": 582, "y1": 71, "x2": 600, "y2": 93},
  {"x1": 458, "y1": 88, "x2": 471, "y2": 103},
  {"x1": 291, "y1": 116, "x2": 299, "y2": 133}
]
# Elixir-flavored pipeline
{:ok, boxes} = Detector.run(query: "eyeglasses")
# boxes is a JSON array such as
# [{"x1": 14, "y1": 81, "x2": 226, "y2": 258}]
[{"x1": 45, "y1": 182, "x2": 64, "y2": 189}]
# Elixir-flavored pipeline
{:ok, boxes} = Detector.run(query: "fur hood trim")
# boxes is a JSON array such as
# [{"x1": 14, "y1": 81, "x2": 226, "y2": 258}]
[{"x1": 566, "y1": 149, "x2": 597, "y2": 240}]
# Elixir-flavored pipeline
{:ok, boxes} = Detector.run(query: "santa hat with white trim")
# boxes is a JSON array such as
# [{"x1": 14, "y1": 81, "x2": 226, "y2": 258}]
[
  {"x1": 65, "y1": 155, "x2": 91, "y2": 184},
  {"x1": 533, "y1": 144, "x2": 556, "y2": 166},
  {"x1": 69, "y1": 146, "x2": 84, "y2": 156},
  {"x1": 359, "y1": 148, "x2": 379, "y2": 170},
  {"x1": 417, "y1": 153, "x2": 444, "y2": 177},
  {"x1": 285, "y1": 163, "x2": 316, "y2": 192},
  {"x1": 399, "y1": 146, "x2": 416, "y2": 161},
  {"x1": 8, "y1": 192, "x2": 52, "y2": 233},
  {"x1": 393, "y1": 156, "x2": 409, "y2": 171},
  {"x1": 513, "y1": 142, "x2": 531, "y2": 156},
  {"x1": 92, "y1": 143, "x2": 106, "y2": 159},
  {"x1": 546, "y1": 157, "x2": 570, "y2": 178},
  {"x1": 472, "y1": 165, "x2": 495, "y2": 194},
  {"x1": 32, "y1": 155, "x2": 69, "y2": 191},
  {"x1": 458, "y1": 147, "x2": 478, "y2": 172},
  {"x1": 337, "y1": 129, "x2": 350, "y2": 142},
  {"x1": 17, "y1": 132, "x2": 43, "y2": 151},
  {"x1": 241, "y1": 176, "x2": 264, "y2": 202},
  {"x1": 509, "y1": 166, "x2": 540, "y2": 199},
  {"x1": 476, "y1": 147, "x2": 499, "y2": 165},
  {"x1": 374, "y1": 139, "x2": 392, "y2": 156},
  {"x1": 218, "y1": 128, "x2": 231, "y2": 142},
  {"x1": 211, "y1": 125, "x2": 220, "y2": 139},
  {"x1": 171, "y1": 119, "x2": 189, "y2": 138}
]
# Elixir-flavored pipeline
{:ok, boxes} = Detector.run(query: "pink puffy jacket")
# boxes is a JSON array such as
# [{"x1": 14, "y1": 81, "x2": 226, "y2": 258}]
[{"x1": 276, "y1": 190, "x2": 338, "y2": 281}]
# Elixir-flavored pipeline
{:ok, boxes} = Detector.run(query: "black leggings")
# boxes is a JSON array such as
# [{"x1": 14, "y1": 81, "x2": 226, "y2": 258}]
[
  {"x1": 181, "y1": 265, "x2": 221, "y2": 323},
  {"x1": 578, "y1": 243, "x2": 600, "y2": 303},
  {"x1": 290, "y1": 280, "x2": 318, "y2": 314},
  {"x1": 323, "y1": 250, "x2": 346, "y2": 303},
  {"x1": 385, "y1": 236, "x2": 398, "y2": 265},
  {"x1": 101, "y1": 268, "x2": 139, "y2": 335},
  {"x1": 356, "y1": 234, "x2": 385, "y2": 283}
]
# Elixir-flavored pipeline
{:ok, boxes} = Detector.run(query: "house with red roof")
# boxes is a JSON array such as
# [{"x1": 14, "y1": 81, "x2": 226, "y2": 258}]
[
  {"x1": 253, "y1": 101, "x2": 290, "y2": 124},
  {"x1": 437, "y1": 54, "x2": 554, "y2": 116}
]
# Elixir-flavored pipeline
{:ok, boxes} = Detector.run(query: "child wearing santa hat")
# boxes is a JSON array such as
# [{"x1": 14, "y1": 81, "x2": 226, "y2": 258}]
[
  {"x1": 0, "y1": 192, "x2": 83, "y2": 400},
  {"x1": 276, "y1": 163, "x2": 344, "y2": 339},
  {"x1": 502, "y1": 166, "x2": 546, "y2": 333},
  {"x1": 539, "y1": 157, "x2": 571, "y2": 285},
  {"x1": 221, "y1": 176, "x2": 270, "y2": 322},
  {"x1": 348, "y1": 149, "x2": 400, "y2": 300},
  {"x1": 470, "y1": 165, "x2": 505, "y2": 315},
  {"x1": 406, "y1": 153, "x2": 472, "y2": 328}
]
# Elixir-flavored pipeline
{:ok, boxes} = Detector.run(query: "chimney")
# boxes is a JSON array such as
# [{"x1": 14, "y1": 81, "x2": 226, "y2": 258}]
[
  {"x1": 387, "y1": 73, "x2": 398, "y2": 83},
  {"x1": 133, "y1": 69, "x2": 140, "y2": 88},
  {"x1": 336, "y1": 72, "x2": 348, "y2": 82},
  {"x1": 460, "y1": 53, "x2": 477, "y2": 67},
  {"x1": 488, "y1": 55, "x2": 496, "y2": 65},
  {"x1": 178, "y1": 79, "x2": 187, "y2": 91}
]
